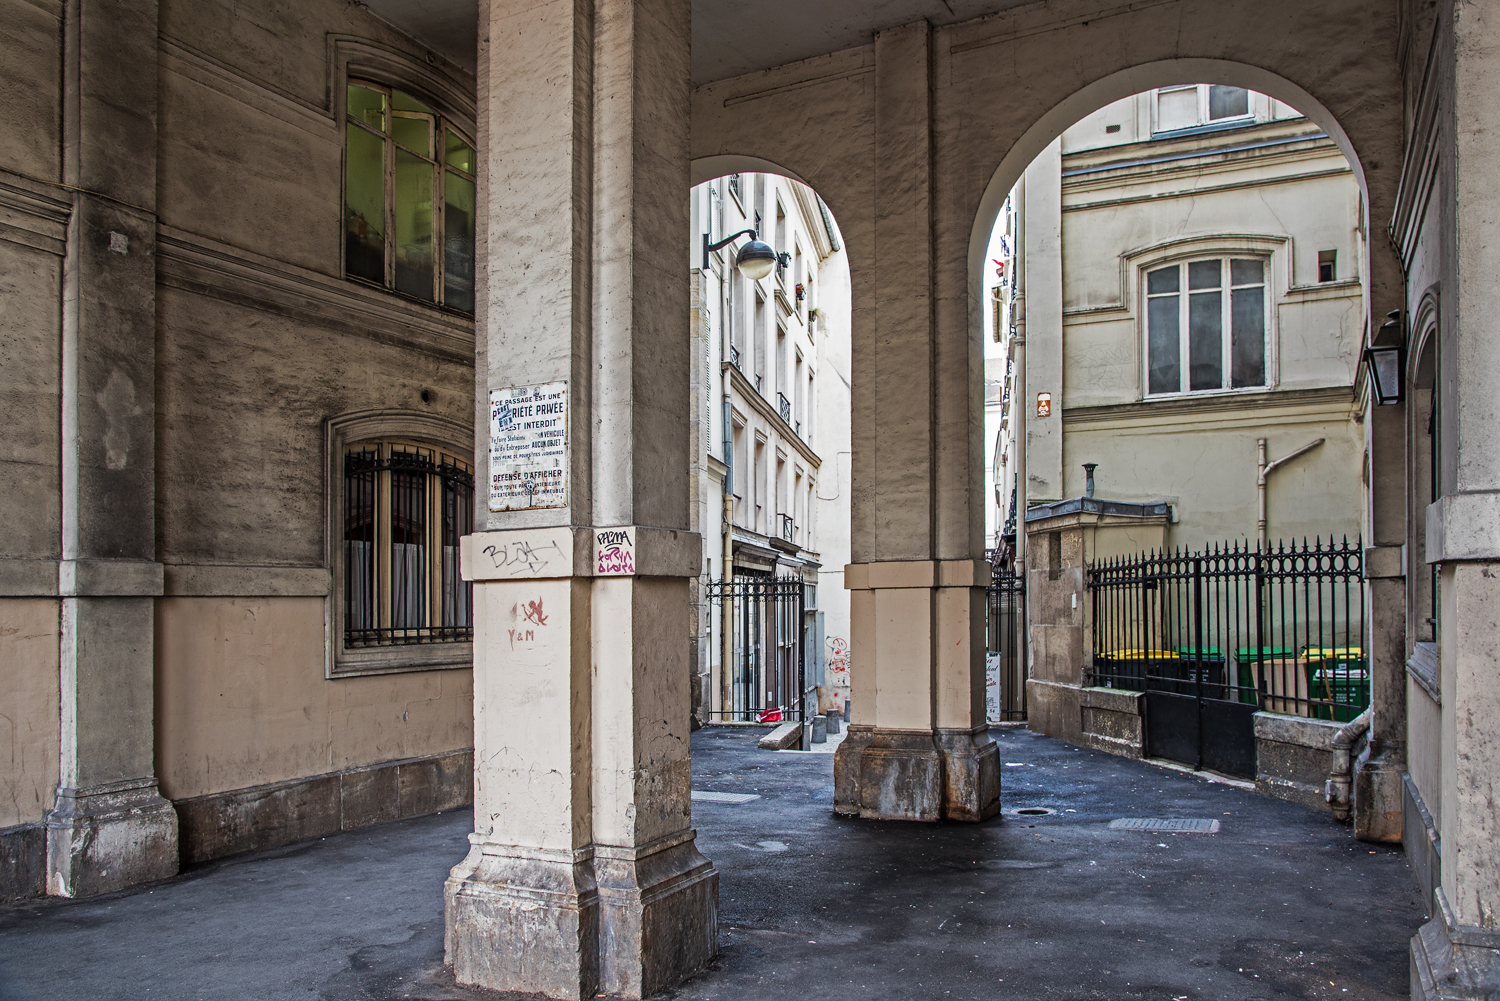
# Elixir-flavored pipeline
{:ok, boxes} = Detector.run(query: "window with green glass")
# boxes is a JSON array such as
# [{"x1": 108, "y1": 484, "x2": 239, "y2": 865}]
[{"x1": 344, "y1": 81, "x2": 476, "y2": 312}]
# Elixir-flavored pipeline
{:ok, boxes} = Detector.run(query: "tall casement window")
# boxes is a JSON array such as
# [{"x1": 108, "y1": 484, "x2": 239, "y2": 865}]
[
  {"x1": 344, "y1": 81, "x2": 476, "y2": 311},
  {"x1": 344, "y1": 442, "x2": 474, "y2": 648},
  {"x1": 1145, "y1": 257, "x2": 1268, "y2": 395}
]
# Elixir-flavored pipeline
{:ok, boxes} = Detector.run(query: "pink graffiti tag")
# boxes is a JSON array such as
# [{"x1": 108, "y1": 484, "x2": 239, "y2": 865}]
[{"x1": 827, "y1": 636, "x2": 850, "y2": 676}]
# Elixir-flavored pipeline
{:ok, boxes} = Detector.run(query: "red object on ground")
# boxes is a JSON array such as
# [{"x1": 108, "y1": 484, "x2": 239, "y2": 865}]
[{"x1": 757, "y1": 708, "x2": 783, "y2": 723}]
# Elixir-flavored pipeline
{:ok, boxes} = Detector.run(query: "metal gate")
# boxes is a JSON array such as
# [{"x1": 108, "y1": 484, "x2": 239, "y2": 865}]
[
  {"x1": 1089, "y1": 538, "x2": 1365, "y2": 778},
  {"x1": 706, "y1": 576, "x2": 806, "y2": 723},
  {"x1": 986, "y1": 567, "x2": 1028, "y2": 722}
]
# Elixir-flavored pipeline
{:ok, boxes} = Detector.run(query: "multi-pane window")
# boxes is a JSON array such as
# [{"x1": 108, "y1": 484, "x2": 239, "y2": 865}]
[
  {"x1": 344, "y1": 81, "x2": 476, "y2": 312},
  {"x1": 344, "y1": 442, "x2": 473, "y2": 647},
  {"x1": 1146, "y1": 257, "x2": 1267, "y2": 395},
  {"x1": 1155, "y1": 85, "x2": 1252, "y2": 133}
]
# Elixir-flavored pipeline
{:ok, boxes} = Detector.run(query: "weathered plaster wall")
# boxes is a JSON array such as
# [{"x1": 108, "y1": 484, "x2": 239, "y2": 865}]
[
  {"x1": 155, "y1": 597, "x2": 472, "y2": 801},
  {"x1": 1407, "y1": 678, "x2": 1441, "y2": 826},
  {"x1": 1062, "y1": 394, "x2": 1364, "y2": 546},
  {"x1": 0, "y1": 600, "x2": 60, "y2": 830},
  {"x1": 0, "y1": 0, "x2": 60, "y2": 182}
]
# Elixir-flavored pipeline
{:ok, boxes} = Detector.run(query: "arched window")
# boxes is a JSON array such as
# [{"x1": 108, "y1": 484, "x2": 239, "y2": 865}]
[{"x1": 344, "y1": 81, "x2": 476, "y2": 312}]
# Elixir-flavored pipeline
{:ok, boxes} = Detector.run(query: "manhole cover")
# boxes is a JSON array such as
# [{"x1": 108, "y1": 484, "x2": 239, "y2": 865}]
[
  {"x1": 1108, "y1": 817, "x2": 1220, "y2": 833},
  {"x1": 1007, "y1": 807, "x2": 1056, "y2": 817},
  {"x1": 692, "y1": 790, "x2": 761, "y2": 804}
]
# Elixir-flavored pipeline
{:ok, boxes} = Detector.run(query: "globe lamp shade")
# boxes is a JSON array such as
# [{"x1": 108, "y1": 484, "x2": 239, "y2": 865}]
[{"x1": 736, "y1": 239, "x2": 778, "y2": 280}]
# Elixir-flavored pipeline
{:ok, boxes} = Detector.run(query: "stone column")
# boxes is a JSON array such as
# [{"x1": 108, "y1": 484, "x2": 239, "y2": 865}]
[
  {"x1": 47, "y1": 0, "x2": 178, "y2": 898},
  {"x1": 1354, "y1": 399, "x2": 1406, "y2": 843},
  {"x1": 1410, "y1": 2, "x2": 1500, "y2": 994},
  {"x1": 444, "y1": 1, "x2": 715, "y2": 997},
  {"x1": 833, "y1": 21, "x2": 1000, "y2": 823}
]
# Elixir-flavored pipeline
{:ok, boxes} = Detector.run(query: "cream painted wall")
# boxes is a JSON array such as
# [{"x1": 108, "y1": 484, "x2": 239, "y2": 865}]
[
  {"x1": 1063, "y1": 403, "x2": 1362, "y2": 547},
  {"x1": 0, "y1": 600, "x2": 59, "y2": 830},
  {"x1": 155, "y1": 597, "x2": 472, "y2": 801}
]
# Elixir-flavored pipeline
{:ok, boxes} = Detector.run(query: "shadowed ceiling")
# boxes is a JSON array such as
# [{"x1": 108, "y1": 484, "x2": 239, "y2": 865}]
[{"x1": 360, "y1": 0, "x2": 1041, "y2": 82}]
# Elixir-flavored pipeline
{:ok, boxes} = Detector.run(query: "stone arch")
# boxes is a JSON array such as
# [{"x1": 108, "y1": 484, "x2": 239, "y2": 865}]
[{"x1": 965, "y1": 58, "x2": 1376, "y2": 307}]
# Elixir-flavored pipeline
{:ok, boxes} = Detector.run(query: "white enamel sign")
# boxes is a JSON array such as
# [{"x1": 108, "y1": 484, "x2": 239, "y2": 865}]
[{"x1": 488, "y1": 381, "x2": 568, "y2": 511}]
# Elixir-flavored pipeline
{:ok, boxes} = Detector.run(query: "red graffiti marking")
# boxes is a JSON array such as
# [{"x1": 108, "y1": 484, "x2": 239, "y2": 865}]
[{"x1": 522, "y1": 599, "x2": 548, "y2": 626}]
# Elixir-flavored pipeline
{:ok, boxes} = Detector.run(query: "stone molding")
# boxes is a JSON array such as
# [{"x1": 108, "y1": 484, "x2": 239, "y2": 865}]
[
  {"x1": 1364, "y1": 544, "x2": 1406, "y2": 579},
  {"x1": 0, "y1": 559, "x2": 338, "y2": 598},
  {"x1": 833, "y1": 725, "x2": 1001, "y2": 822},
  {"x1": 1426, "y1": 492, "x2": 1500, "y2": 561},
  {"x1": 1063, "y1": 385, "x2": 1356, "y2": 427},
  {"x1": 0, "y1": 169, "x2": 72, "y2": 256},
  {"x1": 1412, "y1": 886, "x2": 1500, "y2": 1001},
  {"x1": 461, "y1": 526, "x2": 702, "y2": 580},
  {"x1": 155, "y1": 225, "x2": 475, "y2": 364},
  {"x1": 843, "y1": 559, "x2": 993, "y2": 589},
  {"x1": 162, "y1": 564, "x2": 333, "y2": 597}
]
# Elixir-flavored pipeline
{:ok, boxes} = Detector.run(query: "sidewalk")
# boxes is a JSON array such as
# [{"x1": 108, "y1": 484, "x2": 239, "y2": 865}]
[{"x1": 0, "y1": 726, "x2": 1423, "y2": 1000}]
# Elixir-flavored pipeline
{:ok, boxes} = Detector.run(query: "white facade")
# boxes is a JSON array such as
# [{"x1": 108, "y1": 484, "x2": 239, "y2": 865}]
[
  {"x1": 690, "y1": 174, "x2": 852, "y2": 721},
  {"x1": 986, "y1": 86, "x2": 1366, "y2": 551}
]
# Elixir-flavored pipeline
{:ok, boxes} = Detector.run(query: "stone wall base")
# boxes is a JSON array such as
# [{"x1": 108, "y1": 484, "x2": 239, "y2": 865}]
[
  {"x1": 834, "y1": 726, "x2": 1000, "y2": 821},
  {"x1": 1353, "y1": 744, "x2": 1407, "y2": 842},
  {"x1": 1079, "y1": 686, "x2": 1145, "y2": 758},
  {"x1": 173, "y1": 748, "x2": 472, "y2": 864},
  {"x1": 0, "y1": 822, "x2": 46, "y2": 902},
  {"x1": 1026, "y1": 678, "x2": 1084, "y2": 745},
  {"x1": 444, "y1": 833, "x2": 717, "y2": 1000},
  {"x1": 1253, "y1": 712, "x2": 1344, "y2": 813},
  {"x1": 1412, "y1": 888, "x2": 1500, "y2": 1000},
  {"x1": 1403, "y1": 773, "x2": 1441, "y2": 918},
  {"x1": 47, "y1": 779, "x2": 179, "y2": 897}
]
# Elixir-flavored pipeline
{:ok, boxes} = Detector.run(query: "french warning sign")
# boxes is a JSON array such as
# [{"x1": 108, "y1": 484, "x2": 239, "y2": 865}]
[{"x1": 488, "y1": 381, "x2": 568, "y2": 511}]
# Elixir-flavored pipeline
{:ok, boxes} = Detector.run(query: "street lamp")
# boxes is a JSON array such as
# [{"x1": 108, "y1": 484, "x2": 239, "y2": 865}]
[
  {"x1": 1363, "y1": 309, "x2": 1404, "y2": 406},
  {"x1": 704, "y1": 229, "x2": 778, "y2": 280}
]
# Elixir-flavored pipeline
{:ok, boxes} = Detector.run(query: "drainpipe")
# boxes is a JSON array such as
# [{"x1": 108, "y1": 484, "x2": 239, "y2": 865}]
[
  {"x1": 1256, "y1": 437, "x2": 1325, "y2": 546},
  {"x1": 1325, "y1": 707, "x2": 1371, "y2": 822},
  {"x1": 722, "y1": 248, "x2": 736, "y2": 719},
  {"x1": 1012, "y1": 176, "x2": 1027, "y2": 572}
]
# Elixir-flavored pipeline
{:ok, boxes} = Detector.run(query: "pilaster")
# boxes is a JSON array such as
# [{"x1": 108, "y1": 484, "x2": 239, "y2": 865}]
[{"x1": 47, "y1": 0, "x2": 177, "y2": 897}]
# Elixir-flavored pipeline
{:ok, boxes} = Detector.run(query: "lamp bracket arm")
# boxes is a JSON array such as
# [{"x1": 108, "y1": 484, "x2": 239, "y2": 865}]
[{"x1": 705, "y1": 229, "x2": 759, "y2": 254}]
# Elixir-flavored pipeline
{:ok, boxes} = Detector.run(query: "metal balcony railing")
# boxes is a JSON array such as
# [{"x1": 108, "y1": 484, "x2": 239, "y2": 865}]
[
  {"x1": 777, "y1": 392, "x2": 791, "y2": 424},
  {"x1": 730, "y1": 344, "x2": 741, "y2": 370},
  {"x1": 779, "y1": 514, "x2": 795, "y2": 542}
]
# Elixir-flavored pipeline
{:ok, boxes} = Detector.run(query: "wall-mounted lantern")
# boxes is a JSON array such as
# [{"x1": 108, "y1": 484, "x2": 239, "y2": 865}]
[{"x1": 1363, "y1": 344, "x2": 1403, "y2": 405}]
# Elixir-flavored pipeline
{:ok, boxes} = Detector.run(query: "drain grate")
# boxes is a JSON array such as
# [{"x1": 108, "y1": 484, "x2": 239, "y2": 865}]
[
  {"x1": 1109, "y1": 817, "x2": 1220, "y2": 833},
  {"x1": 691, "y1": 790, "x2": 761, "y2": 805}
]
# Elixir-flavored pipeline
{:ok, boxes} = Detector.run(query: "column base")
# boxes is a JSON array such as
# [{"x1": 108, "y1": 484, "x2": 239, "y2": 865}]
[
  {"x1": 594, "y1": 831, "x2": 718, "y2": 998},
  {"x1": 1352, "y1": 744, "x2": 1406, "y2": 842},
  {"x1": 1411, "y1": 889, "x2": 1500, "y2": 1000},
  {"x1": 834, "y1": 726, "x2": 1000, "y2": 821},
  {"x1": 445, "y1": 842, "x2": 600, "y2": 999},
  {"x1": 444, "y1": 832, "x2": 717, "y2": 1000},
  {"x1": 46, "y1": 778, "x2": 178, "y2": 898}
]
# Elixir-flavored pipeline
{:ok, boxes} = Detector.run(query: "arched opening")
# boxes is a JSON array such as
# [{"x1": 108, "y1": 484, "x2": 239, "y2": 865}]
[
  {"x1": 973, "y1": 68, "x2": 1374, "y2": 783},
  {"x1": 686, "y1": 160, "x2": 854, "y2": 744}
]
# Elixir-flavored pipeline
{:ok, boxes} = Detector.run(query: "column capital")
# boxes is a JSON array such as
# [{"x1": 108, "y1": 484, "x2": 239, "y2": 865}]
[{"x1": 843, "y1": 558, "x2": 992, "y2": 589}]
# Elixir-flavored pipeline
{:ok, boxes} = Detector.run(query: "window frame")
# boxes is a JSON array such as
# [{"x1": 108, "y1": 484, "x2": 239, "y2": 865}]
[
  {"x1": 1137, "y1": 247, "x2": 1280, "y2": 400},
  {"x1": 1152, "y1": 84, "x2": 1256, "y2": 136},
  {"x1": 342, "y1": 78, "x2": 477, "y2": 314},
  {"x1": 326, "y1": 411, "x2": 475, "y2": 678}
]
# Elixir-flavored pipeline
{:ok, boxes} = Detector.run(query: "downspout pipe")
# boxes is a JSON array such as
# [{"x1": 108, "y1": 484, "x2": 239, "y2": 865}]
[
  {"x1": 1325, "y1": 707, "x2": 1371, "y2": 822},
  {"x1": 1256, "y1": 437, "x2": 1325, "y2": 545}
]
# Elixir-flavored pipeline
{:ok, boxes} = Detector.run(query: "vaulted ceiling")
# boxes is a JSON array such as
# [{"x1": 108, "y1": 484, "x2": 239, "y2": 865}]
[{"x1": 360, "y1": 0, "x2": 1041, "y2": 82}]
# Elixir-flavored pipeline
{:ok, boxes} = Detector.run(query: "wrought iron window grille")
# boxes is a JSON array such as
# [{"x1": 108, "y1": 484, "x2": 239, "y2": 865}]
[
  {"x1": 777, "y1": 392, "x2": 792, "y2": 424},
  {"x1": 706, "y1": 576, "x2": 808, "y2": 724}
]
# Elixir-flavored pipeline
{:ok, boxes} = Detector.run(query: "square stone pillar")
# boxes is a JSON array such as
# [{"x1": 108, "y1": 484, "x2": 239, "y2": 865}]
[
  {"x1": 1022, "y1": 502, "x2": 1169, "y2": 747},
  {"x1": 833, "y1": 21, "x2": 1000, "y2": 825},
  {"x1": 444, "y1": 1, "x2": 715, "y2": 997},
  {"x1": 47, "y1": 0, "x2": 177, "y2": 898}
]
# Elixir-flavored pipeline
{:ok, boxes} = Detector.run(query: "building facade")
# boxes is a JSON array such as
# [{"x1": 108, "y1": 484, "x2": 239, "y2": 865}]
[
  {"x1": 689, "y1": 173, "x2": 852, "y2": 726},
  {"x1": 996, "y1": 86, "x2": 1366, "y2": 551}
]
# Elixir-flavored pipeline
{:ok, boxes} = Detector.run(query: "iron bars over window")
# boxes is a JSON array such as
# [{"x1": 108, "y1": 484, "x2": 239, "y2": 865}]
[
  {"x1": 1088, "y1": 537, "x2": 1366, "y2": 722},
  {"x1": 706, "y1": 576, "x2": 806, "y2": 724},
  {"x1": 345, "y1": 443, "x2": 474, "y2": 648}
]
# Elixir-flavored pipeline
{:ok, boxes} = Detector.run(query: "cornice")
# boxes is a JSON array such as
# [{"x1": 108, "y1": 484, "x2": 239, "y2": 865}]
[
  {"x1": 156, "y1": 224, "x2": 474, "y2": 364},
  {"x1": 0, "y1": 169, "x2": 73, "y2": 256},
  {"x1": 1063, "y1": 385, "x2": 1356, "y2": 427}
]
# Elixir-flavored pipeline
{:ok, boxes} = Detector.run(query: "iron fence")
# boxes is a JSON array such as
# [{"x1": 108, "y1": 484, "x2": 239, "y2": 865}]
[
  {"x1": 706, "y1": 576, "x2": 806, "y2": 724},
  {"x1": 987, "y1": 566, "x2": 1028, "y2": 722},
  {"x1": 1089, "y1": 537, "x2": 1366, "y2": 722}
]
